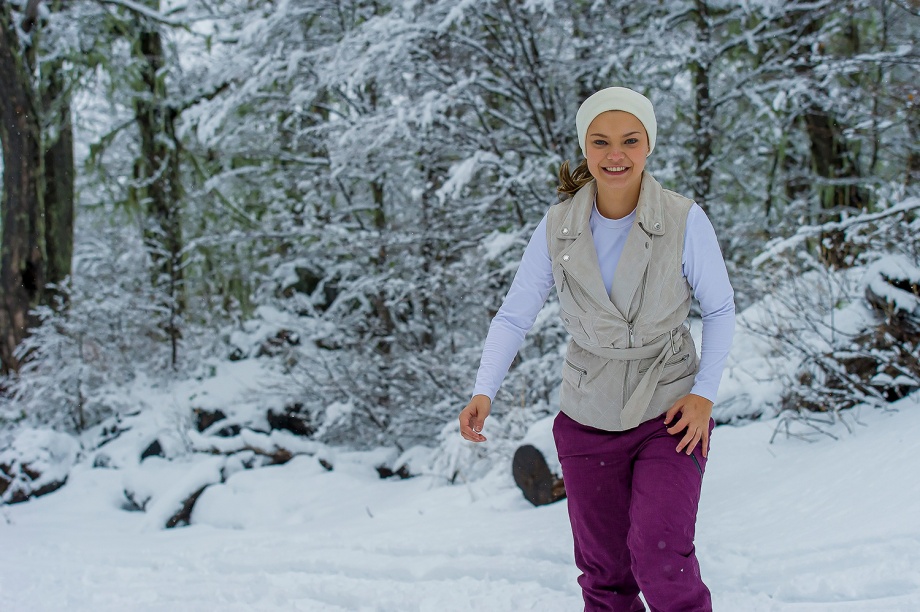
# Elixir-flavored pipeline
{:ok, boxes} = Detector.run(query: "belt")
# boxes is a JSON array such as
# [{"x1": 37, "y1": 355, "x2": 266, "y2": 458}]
[
  {"x1": 581, "y1": 325, "x2": 684, "y2": 361},
  {"x1": 577, "y1": 324, "x2": 688, "y2": 429}
]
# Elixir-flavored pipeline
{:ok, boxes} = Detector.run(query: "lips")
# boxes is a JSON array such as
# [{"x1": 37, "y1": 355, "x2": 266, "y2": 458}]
[{"x1": 602, "y1": 165, "x2": 629, "y2": 175}]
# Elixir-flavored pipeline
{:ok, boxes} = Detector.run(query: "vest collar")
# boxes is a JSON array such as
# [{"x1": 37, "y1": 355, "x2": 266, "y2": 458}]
[
  {"x1": 554, "y1": 182, "x2": 593, "y2": 240},
  {"x1": 636, "y1": 172, "x2": 666, "y2": 237},
  {"x1": 555, "y1": 172, "x2": 667, "y2": 239}
]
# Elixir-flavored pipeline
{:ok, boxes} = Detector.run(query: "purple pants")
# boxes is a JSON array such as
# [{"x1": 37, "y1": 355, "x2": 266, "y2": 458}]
[{"x1": 553, "y1": 410, "x2": 713, "y2": 612}]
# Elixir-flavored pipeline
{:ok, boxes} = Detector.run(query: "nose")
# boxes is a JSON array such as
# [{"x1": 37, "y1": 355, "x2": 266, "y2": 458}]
[{"x1": 605, "y1": 147, "x2": 625, "y2": 160}]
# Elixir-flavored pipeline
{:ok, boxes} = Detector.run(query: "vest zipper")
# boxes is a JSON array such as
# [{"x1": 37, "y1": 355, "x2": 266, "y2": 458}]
[
  {"x1": 626, "y1": 267, "x2": 650, "y2": 349},
  {"x1": 564, "y1": 358, "x2": 588, "y2": 388},
  {"x1": 624, "y1": 266, "x2": 650, "y2": 409},
  {"x1": 561, "y1": 269, "x2": 586, "y2": 312}
]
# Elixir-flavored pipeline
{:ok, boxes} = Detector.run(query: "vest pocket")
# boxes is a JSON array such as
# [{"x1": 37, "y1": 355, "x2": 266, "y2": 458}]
[
  {"x1": 561, "y1": 269, "x2": 588, "y2": 312},
  {"x1": 563, "y1": 358, "x2": 588, "y2": 389},
  {"x1": 560, "y1": 305, "x2": 593, "y2": 345}
]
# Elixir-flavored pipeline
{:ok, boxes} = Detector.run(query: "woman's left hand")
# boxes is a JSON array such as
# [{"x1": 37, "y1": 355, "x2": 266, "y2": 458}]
[{"x1": 663, "y1": 394, "x2": 714, "y2": 457}]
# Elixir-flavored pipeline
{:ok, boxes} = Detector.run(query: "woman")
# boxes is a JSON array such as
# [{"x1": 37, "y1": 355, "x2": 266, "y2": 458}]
[{"x1": 458, "y1": 87, "x2": 735, "y2": 612}]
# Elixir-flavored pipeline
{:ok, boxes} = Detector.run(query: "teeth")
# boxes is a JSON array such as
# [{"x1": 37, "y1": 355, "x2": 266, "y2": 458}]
[{"x1": 604, "y1": 166, "x2": 627, "y2": 172}]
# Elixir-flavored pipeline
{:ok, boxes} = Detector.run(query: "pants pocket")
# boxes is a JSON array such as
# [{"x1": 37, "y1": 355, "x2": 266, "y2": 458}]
[
  {"x1": 688, "y1": 418, "x2": 715, "y2": 479},
  {"x1": 690, "y1": 452, "x2": 703, "y2": 478}
]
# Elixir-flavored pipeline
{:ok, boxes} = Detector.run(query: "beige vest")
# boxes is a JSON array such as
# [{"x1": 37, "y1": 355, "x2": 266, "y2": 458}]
[{"x1": 547, "y1": 173, "x2": 698, "y2": 431}]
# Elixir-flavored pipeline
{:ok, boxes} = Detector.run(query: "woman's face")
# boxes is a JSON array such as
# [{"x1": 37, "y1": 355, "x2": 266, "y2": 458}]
[{"x1": 584, "y1": 111, "x2": 649, "y2": 194}]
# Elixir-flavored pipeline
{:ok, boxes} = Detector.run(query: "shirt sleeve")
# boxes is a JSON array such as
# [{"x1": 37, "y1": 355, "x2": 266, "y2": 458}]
[
  {"x1": 472, "y1": 214, "x2": 556, "y2": 401},
  {"x1": 682, "y1": 204, "x2": 736, "y2": 403}
]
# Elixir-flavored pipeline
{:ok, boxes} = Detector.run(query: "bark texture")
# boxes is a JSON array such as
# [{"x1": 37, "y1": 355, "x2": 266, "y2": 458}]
[
  {"x1": 42, "y1": 63, "x2": 75, "y2": 297},
  {"x1": 0, "y1": 4, "x2": 45, "y2": 374},
  {"x1": 131, "y1": 21, "x2": 184, "y2": 366}
]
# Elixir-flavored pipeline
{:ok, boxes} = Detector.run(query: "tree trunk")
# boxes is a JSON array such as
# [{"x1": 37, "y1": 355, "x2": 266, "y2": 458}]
[
  {"x1": 774, "y1": 5, "x2": 868, "y2": 268},
  {"x1": 803, "y1": 110, "x2": 867, "y2": 216},
  {"x1": 690, "y1": 0, "x2": 714, "y2": 209},
  {"x1": 0, "y1": 5, "x2": 45, "y2": 374},
  {"x1": 799, "y1": 16, "x2": 867, "y2": 268},
  {"x1": 42, "y1": 63, "x2": 75, "y2": 299},
  {"x1": 131, "y1": 19, "x2": 184, "y2": 367},
  {"x1": 907, "y1": 95, "x2": 920, "y2": 188}
]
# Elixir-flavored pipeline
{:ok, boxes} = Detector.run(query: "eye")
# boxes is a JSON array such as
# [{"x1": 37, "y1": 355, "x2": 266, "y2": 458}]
[
  {"x1": 592, "y1": 139, "x2": 607, "y2": 146},
  {"x1": 625, "y1": 138, "x2": 639, "y2": 145}
]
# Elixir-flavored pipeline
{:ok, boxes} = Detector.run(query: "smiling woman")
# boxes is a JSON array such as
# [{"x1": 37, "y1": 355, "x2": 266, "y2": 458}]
[
  {"x1": 458, "y1": 86, "x2": 736, "y2": 612},
  {"x1": 583, "y1": 112, "x2": 649, "y2": 220}
]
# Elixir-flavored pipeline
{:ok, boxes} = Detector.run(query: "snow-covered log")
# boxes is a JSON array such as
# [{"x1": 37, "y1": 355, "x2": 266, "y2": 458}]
[
  {"x1": 0, "y1": 429, "x2": 79, "y2": 504},
  {"x1": 512, "y1": 416, "x2": 565, "y2": 507}
]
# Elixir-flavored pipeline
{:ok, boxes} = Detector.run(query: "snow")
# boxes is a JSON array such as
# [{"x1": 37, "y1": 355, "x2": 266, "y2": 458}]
[
  {"x1": 864, "y1": 255, "x2": 920, "y2": 315},
  {"x1": 318, "y1": 402, "x2": 355, "y2": 435},
  {"x1": 436, "y1": 151, "x2": 500, "y2": 204},
  {"x1": 694, "y1": 311, "x2": 786, "y2": 423},
  {"x1": 0, "y1": 429, "x2": 80, "y2": 503},
  {"x1": 480, "y1": 230, "x2": 523, "y2": 262},
  {"x1": 98, "y1": 0, "x2": 185, "y2": 27},
  {"x1": 2, "y1": 394, "x2": 919, "y2": 611},
  {"x1": 519, "y1": 414, "x2": 561, "y2": 476},
  {"x1": 752, "y1": 198, "x2": 920, "y2": 269},
  {"x1": 125, "y1": 455, "x2": 225, "y2": 530}
]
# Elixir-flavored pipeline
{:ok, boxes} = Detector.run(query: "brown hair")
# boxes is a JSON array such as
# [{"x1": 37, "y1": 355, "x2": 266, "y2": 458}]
[{"x1": 557, "y1": 159, "x2": 593, "y2": 199}]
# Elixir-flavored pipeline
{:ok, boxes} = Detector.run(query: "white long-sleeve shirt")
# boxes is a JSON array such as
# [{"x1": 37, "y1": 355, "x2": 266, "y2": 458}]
[{"x1": 473, "y1": 201, "x2": 735, "y2": 403}]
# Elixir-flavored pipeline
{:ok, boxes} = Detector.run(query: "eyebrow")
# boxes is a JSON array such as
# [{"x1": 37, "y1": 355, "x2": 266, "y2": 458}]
[{"x1": 589, "y1": 131, "x2": 642, "y2": 137}]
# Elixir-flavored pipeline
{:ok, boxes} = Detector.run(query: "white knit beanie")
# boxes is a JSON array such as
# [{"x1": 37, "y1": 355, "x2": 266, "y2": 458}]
[{"x1": 576, "y1": 87, "x2": 657, "y2": 158}]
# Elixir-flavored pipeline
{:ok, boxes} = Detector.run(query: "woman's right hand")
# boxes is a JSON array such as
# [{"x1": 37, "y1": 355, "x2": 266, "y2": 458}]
[{"x1": 459, "y1": 394, "x2": 492, "y2": 442}]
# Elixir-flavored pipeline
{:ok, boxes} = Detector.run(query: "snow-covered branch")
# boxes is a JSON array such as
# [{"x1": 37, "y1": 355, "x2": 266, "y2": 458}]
[
  {"x1": 753, "y1": 198, "x2": 920, "y2": 268},
  {"x1": 96, "y1": 0, "x2": 185, "y2": 27}
]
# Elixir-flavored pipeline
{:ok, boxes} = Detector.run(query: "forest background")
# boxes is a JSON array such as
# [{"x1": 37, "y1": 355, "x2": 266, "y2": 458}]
[{"x1": 1, "y1": 0, "x2": 919, "y2": 478}]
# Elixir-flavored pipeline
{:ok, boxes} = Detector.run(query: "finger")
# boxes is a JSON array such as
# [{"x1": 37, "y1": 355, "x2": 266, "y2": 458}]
[
  {"x1": 702, "y1": 428, "x2": 710, "y2": 458},
  {"x1": 471, "y1": 416, "x2": 483, "y2": 433},
  {"x1": 459, "y1": 424, "x2": 486, "y2": 442},
  {"x1": 687, "y1": 430, "x2": 703, "y2": 455},
  {"x1": 472, "y1": 419, "x2": 487, "y2": 438},
  {"x1": 663, "y1": 401, "x2": 683, "y2": 425},
  {"x1": 675, "y1": 426, "x2": 701, "y2": 454},
  {"x1": 459, "y1": 413, "x2": 487, "y2": 442},
  {"x1": 675, "y1": 429, "x2": 691, "y2": 453},
  {"x1": 666, "y1": 415, "x2": 690, "y2": 436},
  {"x1": 685, "y1": 429, "x2": 702, "y2": 455},
  {"x1": 458, "y1": 412, "x2": 477, "y2": 439}
]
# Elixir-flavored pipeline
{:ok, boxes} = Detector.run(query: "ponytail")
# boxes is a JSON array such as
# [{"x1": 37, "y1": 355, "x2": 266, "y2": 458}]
[{"x1": 557, "y1": 159, "x2": 593, "y2": 199}]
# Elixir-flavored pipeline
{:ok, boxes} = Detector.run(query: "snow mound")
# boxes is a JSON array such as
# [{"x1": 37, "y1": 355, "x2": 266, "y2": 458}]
[
  {"x1": 0, "y1": 428, "x2": 79, "y2": 504},
  {"x1": 863, "y1": 254, "x2": 920, "y2": 315},
  {"x1": 122, "y1": 455, "x2": 226, "y2": 529}
]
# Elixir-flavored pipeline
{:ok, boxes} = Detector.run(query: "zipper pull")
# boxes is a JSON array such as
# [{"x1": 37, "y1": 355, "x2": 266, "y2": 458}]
[{"x1": 628, "y1": 323, "x2": 635, "y2": 348}]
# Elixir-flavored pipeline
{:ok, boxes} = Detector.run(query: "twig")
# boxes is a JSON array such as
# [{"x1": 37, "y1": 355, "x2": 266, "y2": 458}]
[{"x1": 770, "y1": 411, "x2": 839, "y2": 444}]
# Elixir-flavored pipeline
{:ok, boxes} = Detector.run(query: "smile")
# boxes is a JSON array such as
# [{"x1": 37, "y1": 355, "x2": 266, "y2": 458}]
[{"x1": 602, "y1": 166, "x2": 629, "y2": 174}]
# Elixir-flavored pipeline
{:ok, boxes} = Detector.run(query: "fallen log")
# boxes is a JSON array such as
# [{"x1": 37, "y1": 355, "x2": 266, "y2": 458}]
[{"x1": 512, "y1": 444, "x2": 565, "y2": 507}]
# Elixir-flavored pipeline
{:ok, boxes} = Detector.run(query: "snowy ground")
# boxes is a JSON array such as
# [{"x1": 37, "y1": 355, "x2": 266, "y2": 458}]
[{"x1": 2, "y1": 393, "x2": 919, "y2": 611}]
